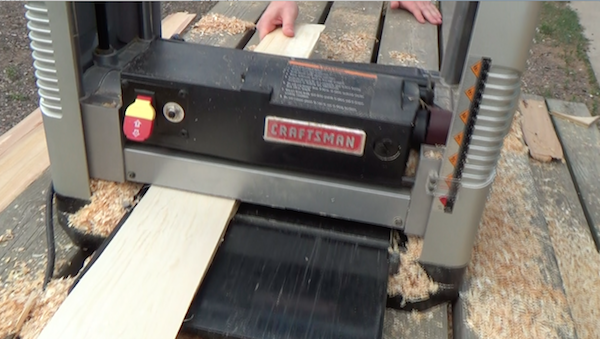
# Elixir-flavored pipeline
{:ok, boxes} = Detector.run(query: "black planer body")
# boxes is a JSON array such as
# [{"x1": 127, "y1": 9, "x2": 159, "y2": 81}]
[
  {"x1": 119, "y1": 39, "x2": 443, "y2": 189},
  {"x1": 25, "y1": 2, "x2": 542, "y2": 339}
]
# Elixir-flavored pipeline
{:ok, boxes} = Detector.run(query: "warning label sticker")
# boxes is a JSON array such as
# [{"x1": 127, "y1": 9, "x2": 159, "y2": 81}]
[{"x1": 279, "y1": 60, "x2": 376, "y2": 115}]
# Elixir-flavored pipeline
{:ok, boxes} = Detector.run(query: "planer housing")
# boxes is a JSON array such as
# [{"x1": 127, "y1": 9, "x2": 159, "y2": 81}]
[{"x1": 119, "y1": 39, "x2": 436, "y2": 188}]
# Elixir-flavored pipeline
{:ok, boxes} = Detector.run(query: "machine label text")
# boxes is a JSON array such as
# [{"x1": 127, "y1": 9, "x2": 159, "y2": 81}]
[{"x1": 263, "y1": 116, "x2": 366, "y2": 156}]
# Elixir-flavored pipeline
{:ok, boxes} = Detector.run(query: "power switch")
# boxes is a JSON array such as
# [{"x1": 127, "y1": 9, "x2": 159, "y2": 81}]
[{"x1": 123, "y1": 95, "x2": 155, "y2": 142}]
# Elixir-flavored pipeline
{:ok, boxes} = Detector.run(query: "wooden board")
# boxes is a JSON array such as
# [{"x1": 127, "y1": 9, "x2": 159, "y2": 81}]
[
  {"x1": 550, "y1": 110, "x2": 600, "y2": 128},
  {"x1": 0, "y1": 109, "x2": 49, "y2": 214},
  {"x1": 547, "y1": 98, "x2": 600, "y2": 251},
  {"x1": 161, "y1": 12, "x2": 197, "y2": 39},
  {"x1": 36, "y1": 186, "x2": 238, "y2": 339},
  {"x1": 182, "y1": 1, "x2": 269, "y2": 49},
  {"x1": 377, "y1": 2, "x2": 439, "y2": 70},
  {"x1": 252, "y1": 23, "x2": 325, "y2": 58},
  {"x1": 0, "y1": 108, "x2": 42, "y2": 159},
  {"x1": 311, "y1": 1, "x2": 384, "y2": 63},
  {"x1": 243, "y1": 1, "x2": 331, "y2": 50},
  {"x1": 383, "y1": 305, "x2": 449, "y2": 339},
  {"x1": 529, "y1": 153, "x2": 600, "y2": 339},
  {"x1": 519, "y1": 97, "x2": 564, "y2": 162}
]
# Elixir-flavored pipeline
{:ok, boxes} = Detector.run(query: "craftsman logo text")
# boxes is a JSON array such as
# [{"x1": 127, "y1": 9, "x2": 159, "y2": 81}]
[{"x1": 263, "y1": 116, "x2": 366, "y2": 156}]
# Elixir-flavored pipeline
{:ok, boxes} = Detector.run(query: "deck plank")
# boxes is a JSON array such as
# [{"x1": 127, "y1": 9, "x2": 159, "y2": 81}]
[
  {"x1": 529, "y1": 150, "x2": 600, "y2": 339},
  {"x1": 243, "y1": 1, "x2": 331, "y2": 50},
  {"x1": 377, "y1": 2, "x2": 439, "y2": 70},
  {"x1": 0, "y1": 170, "x2": 83, "y2": 282},
  {"x1": 546, "y1": 99, "x2": 600, "y2": 251},
  {"x1": 182, "y1": 1, "x2": 270, "y2": 49},
  {"x1": 311, "y1": 1, "x2": 384, "y2": 63}
]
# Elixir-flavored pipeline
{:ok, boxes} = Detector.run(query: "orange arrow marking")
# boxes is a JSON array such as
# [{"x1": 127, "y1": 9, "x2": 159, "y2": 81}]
[
  {"x1": 471, "y1": 60, "x2": 482, "y2": 77},
  {"x1": 454, "y1": 132, "x2": 464, "y2": 145},
  {"x1": 445, "y1": 173, "x2": 453, "y2": 188},
  {"x1": 449, "y1": 153, "x2": 458, "y2": 167},
  {"x1": 460, "y1": 110, "x2": 470, "y2": 124},
  {"x1": 465, "y1": 86, "x2": 476, "y2": 101}
]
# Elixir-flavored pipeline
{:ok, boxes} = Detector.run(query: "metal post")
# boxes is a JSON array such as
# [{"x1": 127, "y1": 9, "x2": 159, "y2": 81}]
[
  {"x1": 440, "y1": 1, "x2": 478, "y2": 85},
  {"x1": 420, "y1": 1, "x2": 542, "y2": 271},
  {"x1": 25, "y1": 1, "x2": 91, "y2": 200}
]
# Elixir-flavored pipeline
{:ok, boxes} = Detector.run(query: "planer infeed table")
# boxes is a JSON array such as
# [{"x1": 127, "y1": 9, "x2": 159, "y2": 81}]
[{"x1": 24, "y1": 1, "x2": 541, "y2": 338}]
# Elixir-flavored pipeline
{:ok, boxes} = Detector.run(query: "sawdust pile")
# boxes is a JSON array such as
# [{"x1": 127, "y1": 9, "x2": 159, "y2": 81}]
[
  {"x1": 318, "y1": 32, "x2": 377, "y2": 62},
  {"x1": 388, "y1": 235, "x2": 440, "y2": 305},
  {"x1": 388, "y1": 51, "x2": 420, "y2": 66},
  {"x1": 68, "y1": 179, "x2": 143, "y2": 237},
  {"x1": 191, "y1": 13, "x2": 255, "y2": 37},
  {"x1": 539, "y1": 186, "x2": 600, "y2": 339},
  {"x1": 0, "y1": 262, "x2": 74, "y2": 339},
  {"x1": 424, "y1": 149, "x2": 443, "y2": 160},
  {"x1": 461, "y1": 110, "x2": 576, "y2": 338}
]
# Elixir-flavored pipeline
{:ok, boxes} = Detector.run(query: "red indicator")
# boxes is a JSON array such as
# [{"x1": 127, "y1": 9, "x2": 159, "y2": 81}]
[{"x1": 123, "y1": 95, "x2": 156, "y2": 142}]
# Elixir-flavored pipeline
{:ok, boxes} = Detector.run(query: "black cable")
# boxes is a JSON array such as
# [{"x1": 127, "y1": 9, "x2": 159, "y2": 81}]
[
  {"x1": 43, "y1": 181, "x2": 56, "y2": 290},
  {"x1": 94, "y1": 2, "x2": 111, "y2": 51}
]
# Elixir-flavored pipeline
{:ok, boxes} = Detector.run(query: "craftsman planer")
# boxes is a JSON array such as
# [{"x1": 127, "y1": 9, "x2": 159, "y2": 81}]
[{"x1": 24, "y1": 2, "x2": 541, "y2": 339}]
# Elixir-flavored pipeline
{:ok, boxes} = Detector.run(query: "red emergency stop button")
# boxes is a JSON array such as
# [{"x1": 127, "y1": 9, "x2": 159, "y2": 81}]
[{"x1": 123, "y1": 95, "x2": 156, "y2": 142}]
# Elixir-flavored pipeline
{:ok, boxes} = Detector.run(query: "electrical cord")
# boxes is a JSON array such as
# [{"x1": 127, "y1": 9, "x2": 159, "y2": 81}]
[{"x1": 43, "y1": 181, "x2": 56, "y2": 291}]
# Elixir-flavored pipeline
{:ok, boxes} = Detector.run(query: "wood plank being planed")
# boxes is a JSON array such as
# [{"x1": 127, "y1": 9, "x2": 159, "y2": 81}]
[{"x1": 36, "y1": 186, "x2": 239, "y2": 339}]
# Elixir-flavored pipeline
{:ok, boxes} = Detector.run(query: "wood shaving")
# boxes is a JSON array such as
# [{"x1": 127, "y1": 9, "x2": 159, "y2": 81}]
[
  {"x1": 318, "y1": 32, "x2": 377, "y2": 62},
  {"x1": 68, "y1": 179, "x2": 143, "y2": 237},
  {"x1": 191, "y1": 13, "x2": 255, "y2": 37},
  {"x1": 424, "y1": 149, "x2": 443, "y2": 159},
  {"x1": 0, "y1": 229, "x2": 14, "y2": 243},
  {"x1": 404, "y1": 149, "x2": 418, "y2": 177},
  {"x1": 540, "y1": 193, "x2": 600, "y2": 339},
  {"x1": 19, "y1": 277, "x2": 74, "y2": 339},
  {"x1": 0, "y1": 261, "x2": 73, "y2": 339},
  {"x1": 388, "y1": 235, "x2": 440, "y2": 305},
  {"x1": 461, "y1": 113, "x2": 576, "y2": 338},
  {"x1": 246, "y1": 44, "x2": 257, "y2": 51},
  {"x1": 503, "y1": 109, "x2": 529, "y2": 155},
  {"x1": 389, "y1": 51, "x2": 420, "y2": 66}
]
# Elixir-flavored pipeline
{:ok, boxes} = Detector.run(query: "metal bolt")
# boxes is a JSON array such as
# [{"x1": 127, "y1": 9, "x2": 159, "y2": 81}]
[
  {"x1": 180, "y1": 129, "x2": 189, "y2": 138},
  {"x1": 167, "y1": 108, "x2": 176, "y2": 119},
  {"x1": 178, "y1": 89, "x2": 188, "y2": 99},
  {"x1": 163, "y1": 102, "x2": 185, "y2": 123},
  {"x1": 393, "y1": 217, "x2": 404, "y2": 227},
  {"x1": 127, "y1": 171, "x2": 136, "y2": 179},
  {"x1": 374, "y1": 138, "x2": 401, "y2": 161}
]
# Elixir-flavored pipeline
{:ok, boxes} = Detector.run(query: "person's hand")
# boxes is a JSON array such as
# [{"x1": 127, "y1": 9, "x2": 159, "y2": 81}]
[
  {"x1": 391, "y1": 1, "x2": 442, "y2": 25},
  {"x1": 256, "y1": 1, "x2": 299, "y2": 40}
]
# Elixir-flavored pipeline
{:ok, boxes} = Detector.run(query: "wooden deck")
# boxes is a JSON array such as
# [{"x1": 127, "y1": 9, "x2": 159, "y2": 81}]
[{"x1": 1, "y1": 1, "x2": 599, "y2": 338}]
